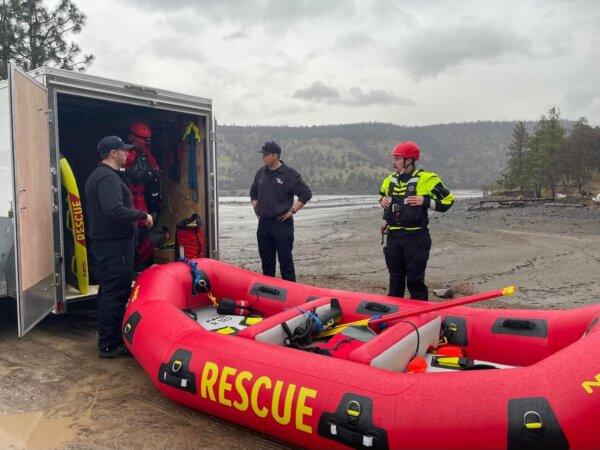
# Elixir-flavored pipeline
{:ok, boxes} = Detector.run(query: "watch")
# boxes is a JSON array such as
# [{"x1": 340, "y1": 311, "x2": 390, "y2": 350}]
[{"x1": 290, "y1": 207, "x2": 296, "y2": 214}]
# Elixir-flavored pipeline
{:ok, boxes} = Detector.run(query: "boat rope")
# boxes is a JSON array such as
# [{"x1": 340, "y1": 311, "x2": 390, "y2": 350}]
[
  {"x1": 282, "y1": 307, "x2": 323, "y2": 348},
  {"x1": 397, "y1": 320, "x2": 420, "y2": 359},
  {"x1": 295, "y1": 307, "x2": 324, "y2": 332}
]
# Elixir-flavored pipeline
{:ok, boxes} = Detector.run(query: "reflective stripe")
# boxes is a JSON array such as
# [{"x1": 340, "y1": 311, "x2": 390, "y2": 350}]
[{"x1": 388, "y1": 226, "x2": 424, "y2": 231}]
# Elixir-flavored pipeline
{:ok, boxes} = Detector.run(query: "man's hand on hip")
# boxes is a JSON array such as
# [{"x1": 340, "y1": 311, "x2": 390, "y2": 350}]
[{"x1": 276, "y1": 210, "x2": 294, "y2": 221}]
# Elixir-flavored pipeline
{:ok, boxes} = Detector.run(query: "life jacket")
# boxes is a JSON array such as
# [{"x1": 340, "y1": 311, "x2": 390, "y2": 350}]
[
  {"x1": 125, "y1": 146, "x2": 161, "y2": 214},
  {"x1": 127, "y1": 153, "x2": 154, "y2": 184},
  {"x1": 175, "y1": 213, "x2": 205, "y2": 259},
  {"x1": 383, "y1": 170, "x2": 426, "y2": 230}
]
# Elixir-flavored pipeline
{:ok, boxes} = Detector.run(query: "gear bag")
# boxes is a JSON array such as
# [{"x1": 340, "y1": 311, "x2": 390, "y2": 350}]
[{"x1": 175, "y1": 213, "x2": 205, "y2": 259}]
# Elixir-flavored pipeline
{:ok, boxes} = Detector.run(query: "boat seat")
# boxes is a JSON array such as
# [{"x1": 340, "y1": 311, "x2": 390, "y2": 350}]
[
  {"x1": 348, "y1": 313, "x2": 441, "y2": 372},
  {"x1": 236, "y1": 297, "x2": 333, "y2": 345}
]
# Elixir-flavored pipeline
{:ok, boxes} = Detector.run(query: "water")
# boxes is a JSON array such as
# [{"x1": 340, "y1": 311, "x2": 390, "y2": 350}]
[
  {"x1": 218, "y1": 190, "x2": 481, "y2": 231},
  {"x1": 220, "y1": 190, "x2": 481, "y2": 206}
]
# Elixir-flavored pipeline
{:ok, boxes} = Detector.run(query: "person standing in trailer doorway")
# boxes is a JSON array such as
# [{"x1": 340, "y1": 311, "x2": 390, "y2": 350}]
[
  {"x1": 85, "y1": 136, "x2": 153, "y2": 358},
  {"x1": 250, "y1": 141, "x2": 312, "y2": 282},
  {"x1": 125, "y1": 121, "x2": 161, "y2": 270}
]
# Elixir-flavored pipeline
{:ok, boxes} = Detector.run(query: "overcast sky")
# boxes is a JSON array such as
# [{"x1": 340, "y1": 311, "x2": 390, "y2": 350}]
[{"x1": 65, "y1": 0, "x2": 600, "y2": 126}]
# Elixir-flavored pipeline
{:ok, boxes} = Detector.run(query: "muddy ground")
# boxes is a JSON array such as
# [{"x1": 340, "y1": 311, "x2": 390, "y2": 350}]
[{"x1": 1, "y1": 199, "x2": 599, "y2": 449}]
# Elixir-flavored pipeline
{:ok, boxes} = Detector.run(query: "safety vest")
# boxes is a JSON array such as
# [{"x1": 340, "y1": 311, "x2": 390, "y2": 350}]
[
  {"x1": 379, "y1": 169, "x2": 453, "y2": 232},
  {"x1": 382, "y1": 170, "x2": 423, "y2": 230}
]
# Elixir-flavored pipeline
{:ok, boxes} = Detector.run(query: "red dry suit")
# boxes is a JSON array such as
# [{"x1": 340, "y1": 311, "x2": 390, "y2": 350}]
[{"x1": 125, "y1": 144, "x2": 160, "y2": 266}]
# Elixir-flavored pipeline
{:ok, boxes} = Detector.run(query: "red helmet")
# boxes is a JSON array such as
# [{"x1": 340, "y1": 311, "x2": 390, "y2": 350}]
[
  {"x1": 129, "y1": 121, "x2": 152, "y2": 139},
  {"x1": 391, "y1": 141, "x2": 420, "y2": 160}
]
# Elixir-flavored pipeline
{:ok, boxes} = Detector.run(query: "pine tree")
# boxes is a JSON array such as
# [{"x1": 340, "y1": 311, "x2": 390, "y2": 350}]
[
  {"x1": 560, "y1": 118, "x2": 599, "y2": 195},
  {"x1": 527, "y1": 108, "x2": 565, "y2": 197},
  {"x1": 504, "y1": 121, "x2": 530, "y2": 194},
  {"x1": 0, "y1": 0, "x2": 93, "y2": 80}
]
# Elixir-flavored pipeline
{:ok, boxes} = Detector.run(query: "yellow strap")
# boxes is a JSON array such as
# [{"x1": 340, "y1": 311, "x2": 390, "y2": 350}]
[
  {"x1": 207, "y1": 292, "x2": 219, "y2": 307},
  {"x1": 525, "y1": 422, "x2": 542, "y2": 430},
  {"x1": 388, "y1": 226, "x2": 425, "y2": 231},
  {"x1": 318, "y1": 319, "x2": 370, "y2": 338},
  {"x1": 182, "y1": 121, "x2": 202, "y2": 141}
]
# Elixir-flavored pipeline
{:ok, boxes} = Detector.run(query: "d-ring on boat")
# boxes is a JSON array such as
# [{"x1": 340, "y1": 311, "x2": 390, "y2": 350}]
[{"x1": 123, "y1": 259, "x2": 600, "y2": 450}]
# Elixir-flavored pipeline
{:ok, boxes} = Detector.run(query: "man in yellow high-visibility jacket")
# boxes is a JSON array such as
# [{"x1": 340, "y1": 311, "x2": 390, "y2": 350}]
[{"x1": 379, "y1": 141, "x2": 454, "y2": 300}]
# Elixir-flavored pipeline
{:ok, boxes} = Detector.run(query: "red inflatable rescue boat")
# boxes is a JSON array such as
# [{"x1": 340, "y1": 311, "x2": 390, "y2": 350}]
[{"x1": 123, "y1": 259, "x2": 600, "y2": 450}]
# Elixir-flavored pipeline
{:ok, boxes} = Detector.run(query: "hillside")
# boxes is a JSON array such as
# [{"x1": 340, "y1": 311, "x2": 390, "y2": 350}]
[{"x1": 216, "y1": 121, "x2": 539, "y2": 194}]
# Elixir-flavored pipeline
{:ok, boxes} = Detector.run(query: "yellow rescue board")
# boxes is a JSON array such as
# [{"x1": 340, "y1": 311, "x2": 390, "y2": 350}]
[{"x1": 60, "y1": 156, "x2": 89, "y2": 294}]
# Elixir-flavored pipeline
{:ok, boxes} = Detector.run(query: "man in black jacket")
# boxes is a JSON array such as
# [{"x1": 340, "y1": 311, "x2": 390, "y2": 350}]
[
  {"x1": 250, "y1": 141, "x2": 312, "y2": 282},
  {"x1": 85, "y1": 136, "x2": 153, "y2": 358}
]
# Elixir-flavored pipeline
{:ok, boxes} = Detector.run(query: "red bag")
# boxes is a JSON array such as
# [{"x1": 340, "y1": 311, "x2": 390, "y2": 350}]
[
  {"x1": 313, "y1": 334, "x2": 365, "y2": 360},
  {"x1": 175, "y1": 213, "x2": 205, "y2": 258}
]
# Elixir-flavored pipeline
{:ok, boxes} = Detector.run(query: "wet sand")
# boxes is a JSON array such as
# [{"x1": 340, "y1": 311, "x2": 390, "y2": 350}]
[
  {"x1": 221, "y1": 199, "x2": 600, "y2": 309},
  {"x1": 1, "y1": 199, "x2": 599, "y2": 449}
]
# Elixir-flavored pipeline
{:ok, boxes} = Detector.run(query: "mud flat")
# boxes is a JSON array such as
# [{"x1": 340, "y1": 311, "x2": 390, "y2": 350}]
[
  {"x1": 221, "y1": 199, "x2": 600, "y2": 309},
  {"x1": 1, "y1": 199, "x2": 599, "y2": 448}
]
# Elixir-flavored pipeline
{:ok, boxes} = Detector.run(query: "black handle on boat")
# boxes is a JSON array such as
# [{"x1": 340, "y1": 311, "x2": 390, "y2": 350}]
[
  {"x1": 501, "y1": 319, "x2": 536, "y2": 329},
  {"x1": 364, "y1": 302, "x2": 391, "y2": 313},
  {"x1": 257, "y1": 285, "x2": 280, "y2": 296}
]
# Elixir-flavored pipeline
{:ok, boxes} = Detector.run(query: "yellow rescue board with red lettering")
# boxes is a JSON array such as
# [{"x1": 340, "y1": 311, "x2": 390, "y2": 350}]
[{"x1": 60, "y1": 156, "x2": 89, "y2": 295}]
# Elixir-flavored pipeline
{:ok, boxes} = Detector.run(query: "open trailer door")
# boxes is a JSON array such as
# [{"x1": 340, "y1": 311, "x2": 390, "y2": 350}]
[{"x1": 8, "y1": 64, "x2": 56, "y2": 336}]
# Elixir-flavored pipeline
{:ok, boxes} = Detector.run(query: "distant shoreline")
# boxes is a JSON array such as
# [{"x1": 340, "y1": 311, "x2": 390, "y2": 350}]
[
  {"x1": 218, "y1": 189, "x2": 483, "y2": 197},
  {"x1": 219, "y1": 189, "x2": 483, "y2": 203}
]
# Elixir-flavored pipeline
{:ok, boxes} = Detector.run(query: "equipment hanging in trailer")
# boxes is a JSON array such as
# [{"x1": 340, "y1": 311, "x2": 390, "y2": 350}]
[{"x1": 0, "y1": 64, "x2": 219, "y2": 337}]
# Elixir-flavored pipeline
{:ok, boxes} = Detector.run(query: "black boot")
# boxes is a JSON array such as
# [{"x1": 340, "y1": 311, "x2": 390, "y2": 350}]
[{"x1": 99, "y1": 343, "x2": 132, "y2": 359}]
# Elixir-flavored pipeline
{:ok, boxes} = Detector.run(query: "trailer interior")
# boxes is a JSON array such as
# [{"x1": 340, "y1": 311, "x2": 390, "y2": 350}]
[{"x1": 56, "y1": 93, "x2": 210, "y2": 299}]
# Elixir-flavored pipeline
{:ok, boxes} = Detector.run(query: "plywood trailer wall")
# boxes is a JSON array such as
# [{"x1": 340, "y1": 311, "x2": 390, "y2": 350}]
[
  {"x1": 156, "y1": 116, "x2": 207, "y2": 256},
  {"x1": 11, "y1": 70, "x2": 54, "y2": 292}
]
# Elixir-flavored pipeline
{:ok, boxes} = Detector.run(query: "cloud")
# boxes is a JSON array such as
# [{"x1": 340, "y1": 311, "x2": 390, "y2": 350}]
[
  {"x1": 293, "y1": 82, "x2": 415, "y2": 107},
  {"x1": 400, "y1": 25, "x2": 530, "y2": 78},
  {"x1": 223, "y1": 30, "x2": 248, "y2": 41},
  {"x1": 147, "y1": 36, "x2": 204, "y2": 61},
  {"x1": 334, "y1": 32, "x2": 373, "y2": 50},
  {"x1": 347, "y1": 87, "x2": 415, "y2": 106},
  {"x1": 293, "y1": 81, "x2": 341, "y2": 100},
  {"x1": 76, "y1": 0, "x2": 600, "y2": 125},
  {"x1": 125, "y1": 0, "x2": 352, "y2": 25}
]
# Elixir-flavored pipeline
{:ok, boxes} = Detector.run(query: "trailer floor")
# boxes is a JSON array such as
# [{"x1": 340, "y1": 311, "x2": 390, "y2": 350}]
[{"x1": 0, "y1": 302, "x2": 289, "y2": 450}]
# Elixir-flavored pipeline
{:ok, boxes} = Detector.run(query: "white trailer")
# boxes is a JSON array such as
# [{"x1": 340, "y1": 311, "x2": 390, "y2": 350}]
[{"x1": 0, "y1": 64, "x2": 219, "y2": 336}]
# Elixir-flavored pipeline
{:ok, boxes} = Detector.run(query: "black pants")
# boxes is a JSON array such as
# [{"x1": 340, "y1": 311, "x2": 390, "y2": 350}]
[
  {"x1": 92, "y1": 238, "x2": 135, "y2": 350},
  {"x1": 257, "y1": 218, "x2": 295, "y2": 281},
  {"x1": 384, "y1": 231, "x2": 431, "y2": 300}
]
